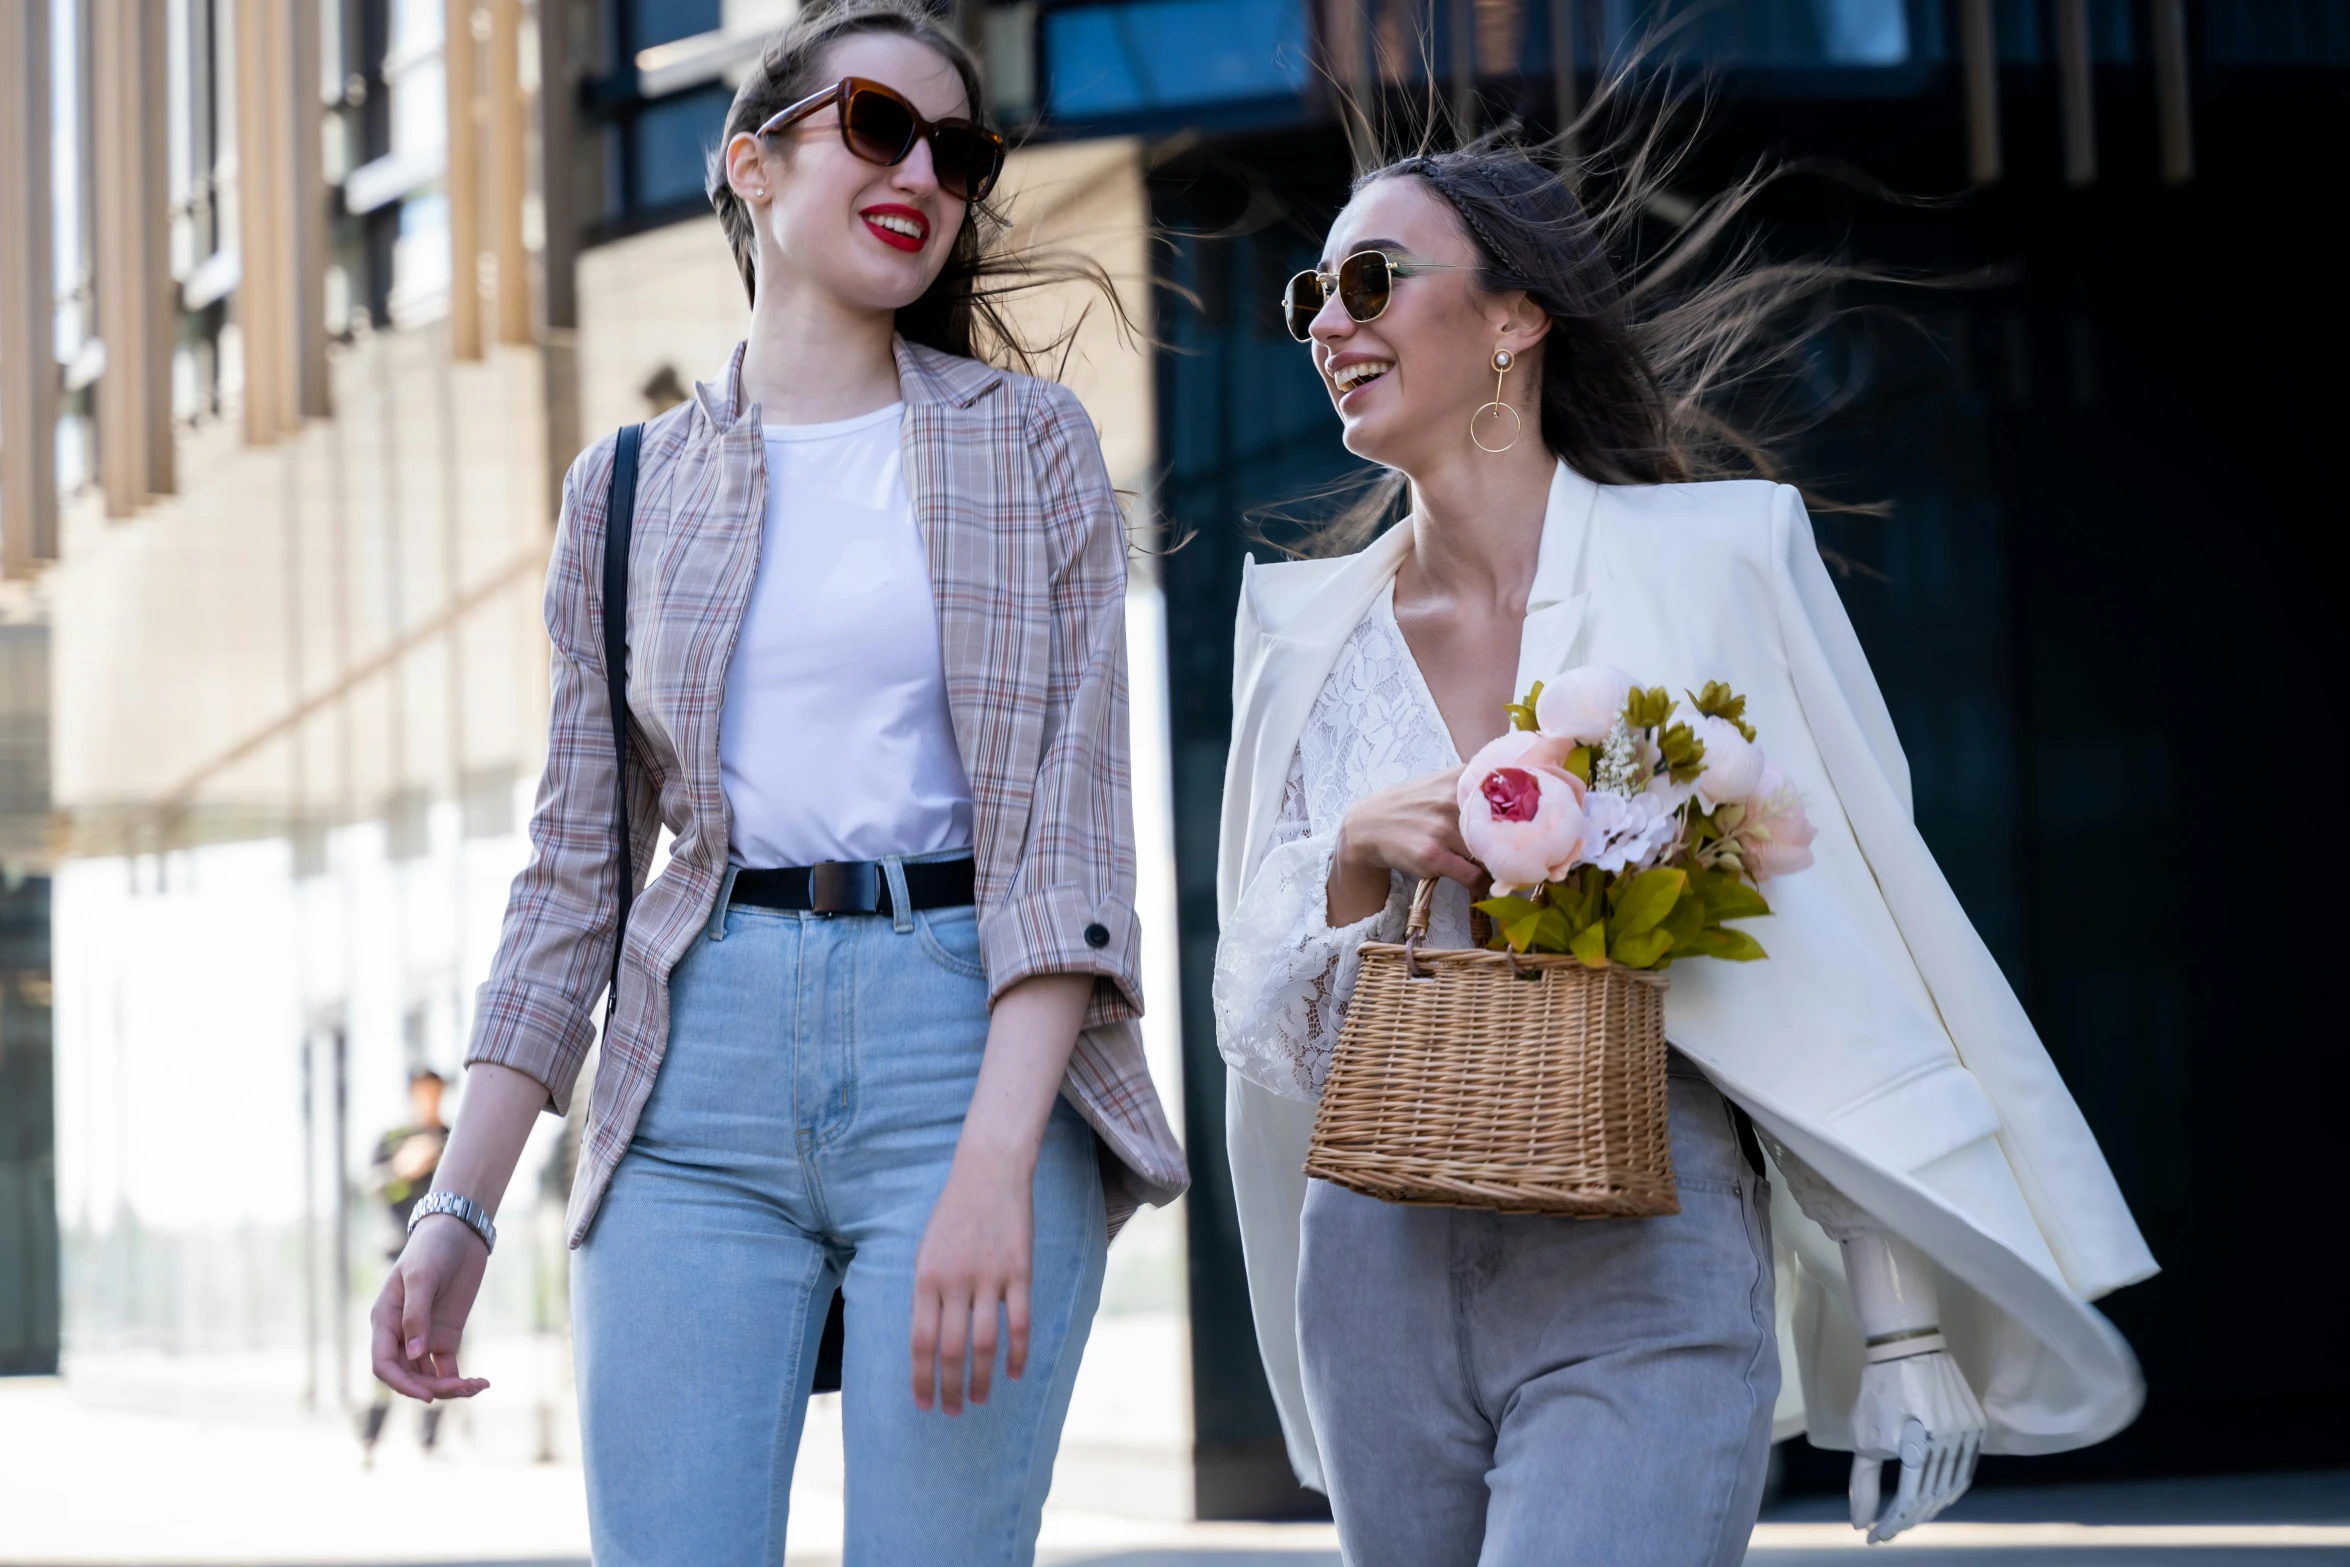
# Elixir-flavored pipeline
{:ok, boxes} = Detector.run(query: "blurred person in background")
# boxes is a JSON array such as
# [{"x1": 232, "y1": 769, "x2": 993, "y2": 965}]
[
  {"x1": 364, "y1": 2, "x2": 1184, "y2": 1562},
  {"x1": 359, "y1": 1068, "x2": 450, "y2": 1464}
]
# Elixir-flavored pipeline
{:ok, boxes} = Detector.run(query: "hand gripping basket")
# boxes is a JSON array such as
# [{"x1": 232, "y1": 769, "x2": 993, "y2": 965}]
[{"x1": 1303, "y1": 878, "x2": 1680, "y2": 1217}]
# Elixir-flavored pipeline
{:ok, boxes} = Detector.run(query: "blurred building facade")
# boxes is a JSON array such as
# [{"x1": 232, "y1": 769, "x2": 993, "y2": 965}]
[
  {"x1": 3, "y1": 0, "x2": 2343, "y2": 1520},
  {"x1": 0, "y1": 0, "x2": 1186, "y2": 1482}
]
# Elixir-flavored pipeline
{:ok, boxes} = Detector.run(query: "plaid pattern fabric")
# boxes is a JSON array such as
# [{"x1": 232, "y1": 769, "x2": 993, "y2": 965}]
[{"x1": 469, "y1": 339, "x2": 1188, "y2": 1244}]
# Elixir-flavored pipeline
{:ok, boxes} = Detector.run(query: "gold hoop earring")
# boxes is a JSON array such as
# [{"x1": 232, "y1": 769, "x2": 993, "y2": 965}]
[{"x1": 1471, "y1": 348, "x2": 1521, "y2": 454}]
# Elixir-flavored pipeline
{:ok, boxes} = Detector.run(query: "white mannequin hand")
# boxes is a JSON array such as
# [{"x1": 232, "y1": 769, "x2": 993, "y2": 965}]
[
  {"x1": 1847, "y1": 1349, "x2": 1985, "y2": 1542},
  {"x1": 1840, "y1": 1232, "x2": 1985, "y2": 1542}
]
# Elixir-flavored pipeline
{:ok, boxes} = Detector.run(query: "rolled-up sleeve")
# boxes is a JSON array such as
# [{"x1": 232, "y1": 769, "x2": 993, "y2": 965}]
[
  {"x1": 467, "y1": 436, "x2": 658, "y2": 1112},
  {"x1": 977, "y1": 382, "x2": 1142, "y2": 1025}
]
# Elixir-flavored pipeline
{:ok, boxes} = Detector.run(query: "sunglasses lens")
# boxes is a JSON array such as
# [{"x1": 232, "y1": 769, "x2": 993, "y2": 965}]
[
  {"x1": 933, "y1": 127, "x2": 1004, "y2": 202},
  {"x1": 1283, "y1": 272, "x2": 1326, "y2": 341},
  {"x1": 1337, "y1": 251, "x2": 1392, "y2": 323},
  {"x1": 841, "y1": 88, "x2": 916, "y2": 167}
]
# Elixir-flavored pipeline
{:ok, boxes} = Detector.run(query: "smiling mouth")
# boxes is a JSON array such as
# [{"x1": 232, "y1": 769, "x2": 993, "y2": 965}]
[
  {"x1": 861, "y1": 208, "x2": 928, "y2": 251},
  {"x1": 1332, "y1": 359, "x2": 1394, "y2": 394}
]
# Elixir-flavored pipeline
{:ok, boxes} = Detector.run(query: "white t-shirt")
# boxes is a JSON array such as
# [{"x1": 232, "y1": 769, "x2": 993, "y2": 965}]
[{"x1": 718, "y1": 403, "x2": 974, "y2": 867}]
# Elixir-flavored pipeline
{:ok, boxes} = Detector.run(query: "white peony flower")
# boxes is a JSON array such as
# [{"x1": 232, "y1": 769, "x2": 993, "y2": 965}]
[
  {"x1": 1536, "y1": 664, "x2": 1638, "y2": 745},
  {"x1": 1688, "y1": 712, "x2": 1765, "y2": 807}
]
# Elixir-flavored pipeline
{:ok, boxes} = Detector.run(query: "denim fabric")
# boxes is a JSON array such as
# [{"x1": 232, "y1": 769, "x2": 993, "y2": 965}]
[
  {"x1": 573, "y1": 881, "x2": 1108, "y2": 1566},
  {"x1": 1297, "y1": 1056, "x2": 1778, "y2": 1567}
]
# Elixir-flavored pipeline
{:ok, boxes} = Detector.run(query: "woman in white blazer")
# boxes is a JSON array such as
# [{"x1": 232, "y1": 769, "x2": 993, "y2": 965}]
[{"x1": 1210, "y1": 144, "x2": 2154, "y2": 1565}]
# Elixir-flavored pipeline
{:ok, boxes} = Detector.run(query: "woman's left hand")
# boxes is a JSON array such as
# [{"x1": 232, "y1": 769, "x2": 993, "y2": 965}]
[{"x1": 910, "y1": 1141, "x2": 1036, "y2": 1414}]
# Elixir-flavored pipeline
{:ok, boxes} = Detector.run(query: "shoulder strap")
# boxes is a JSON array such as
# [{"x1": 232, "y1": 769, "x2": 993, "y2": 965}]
[{"x1": 602, "y1": 424, "x2": 643, "y2": 1023}]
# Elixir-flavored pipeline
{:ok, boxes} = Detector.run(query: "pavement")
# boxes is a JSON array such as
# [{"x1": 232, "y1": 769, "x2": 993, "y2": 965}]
[{"x1": 2, "y1": 1364, "x2": 2343, "y2": 1566}]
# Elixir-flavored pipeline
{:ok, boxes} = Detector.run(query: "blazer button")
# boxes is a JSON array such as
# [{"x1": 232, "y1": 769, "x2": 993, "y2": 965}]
[{"x1": 1083, "y1": 922, "x2": 1111, "y2": 950}]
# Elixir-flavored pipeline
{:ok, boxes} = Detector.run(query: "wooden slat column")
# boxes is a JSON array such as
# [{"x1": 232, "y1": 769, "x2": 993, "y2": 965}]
[
  {"x1": 235, "y1": 0, "x2": 286, "y2": 442},
  {"x1": 288, "y1": 0, "x2": 330, "y2": 417},
  {"x1": 0, "y1": 0, "x2": 58, "y2": 572},
  {"x1": 92, "y1": 0, "x2": 176, "y2": 512},
  {"x1": 448, "y1": 0, "x2": 484, "y2": 360},
  {"x1": 491, "y1": 0, "x2": 532, "y2": 345},
  {"x1": 538, "y1": 0, "x2": 583, "y2": 517}
]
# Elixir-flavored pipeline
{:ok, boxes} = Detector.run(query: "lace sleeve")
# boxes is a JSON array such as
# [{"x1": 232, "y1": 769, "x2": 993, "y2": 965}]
[
  {"x1": 1755, "y1": 1126, "x2": 1883, "y2": 1243},
  {"x1": 1212, "y1": 748, "x2": 1406, "y2": 1102}
]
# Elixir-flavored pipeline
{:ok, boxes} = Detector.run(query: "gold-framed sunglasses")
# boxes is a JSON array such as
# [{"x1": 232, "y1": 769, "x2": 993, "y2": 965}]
[
  {"x1": 755, "y1": 76, "x2": 1007, "y2": 204},
  {"x1": 1281, "y1": 248, "x2": 1472, "y2": 341}
]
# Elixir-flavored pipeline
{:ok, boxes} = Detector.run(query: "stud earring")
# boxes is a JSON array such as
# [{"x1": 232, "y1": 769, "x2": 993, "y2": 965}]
[{"x1": 1471, "y1": 347, "x2": 1521, "y2": 454}]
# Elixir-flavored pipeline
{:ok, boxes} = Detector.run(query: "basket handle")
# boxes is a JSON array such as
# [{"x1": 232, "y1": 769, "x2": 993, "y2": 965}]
[
  {"x1": 1405, "y1": 876, "x2": 1441, "y2": 939},
  {"x1": 1401, "y1": 877, "x2": 1440, "y2": 980}
]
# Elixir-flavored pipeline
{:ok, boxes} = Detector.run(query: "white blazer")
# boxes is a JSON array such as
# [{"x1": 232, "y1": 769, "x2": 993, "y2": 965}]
[{"x1": 1217, "y1": 461, "x2": 2156, "y2": 1491}]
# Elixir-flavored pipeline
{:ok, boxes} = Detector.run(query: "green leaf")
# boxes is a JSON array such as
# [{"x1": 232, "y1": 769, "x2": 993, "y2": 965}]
[
  {"x1": 1502, "y1": 679, "x2": 1548, "y2": 733},
  {"x1": 1692, "y1": 867, "x2": 1770, "y2": 922},
  {"x1": 1533, "y1": 906, "x2": 1574, "y2": 953},
  {"x1": 1687, "y1": 680, "x2": 1757, "y2": 742},
  {"x1": 1661, "y1": 884, "x2": 1707, "y2": 951},
  {"x1": 1610, "y1": 927, "x2": 1675, "y2": 969},
  {"x1": 1682, "y1": 926, "x2": 1769, "y2": 962},
  {"x1": 1474, "y1": 896, "x2": 1545, "y2": 952},
  {"x1": 1625, "y1": 685, "x2": 1677, "y2": 731},
  {"x1": 1657, "y1": 720, "x2": 1707, "y2": 785},
  {"x1": 1564, "y1": 744, "x2": 1592, "y2": 785},
  {"x1": 1568, "y1": 921, "x2": 1609, "y2": 968},
  {"x1": 1609, "y1": 867, "x2": 1687, "y2": 938}
]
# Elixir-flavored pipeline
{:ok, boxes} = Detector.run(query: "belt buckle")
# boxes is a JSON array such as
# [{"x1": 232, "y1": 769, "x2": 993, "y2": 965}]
[{"x1": 808, "y1": 860, "x2": 876, "y2": 916}]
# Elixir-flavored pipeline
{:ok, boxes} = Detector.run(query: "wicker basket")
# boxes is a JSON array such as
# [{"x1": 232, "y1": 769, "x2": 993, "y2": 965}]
[{"x1": 1304, "y1": 878, "x2": 1679, "y2": 1217}]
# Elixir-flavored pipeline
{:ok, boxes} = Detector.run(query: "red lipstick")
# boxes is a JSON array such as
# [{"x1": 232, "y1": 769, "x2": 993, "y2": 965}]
[{"x1": 860, "y1": 203, "x2": 929, "y2": 253}]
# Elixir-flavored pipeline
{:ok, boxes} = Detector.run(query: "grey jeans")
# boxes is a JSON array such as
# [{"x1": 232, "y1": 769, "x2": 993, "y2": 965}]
[{"x1": 1297, "y1": 1055, "x2": 1779, "y2": 1567}]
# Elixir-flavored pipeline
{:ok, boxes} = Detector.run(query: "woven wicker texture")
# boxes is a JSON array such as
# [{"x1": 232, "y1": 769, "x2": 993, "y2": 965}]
[{"x1": 1304, "y1": 879, "x2": 1680, "y2": 1217}]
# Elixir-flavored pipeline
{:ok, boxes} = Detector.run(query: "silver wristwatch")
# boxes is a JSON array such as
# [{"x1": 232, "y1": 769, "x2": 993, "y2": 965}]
[{"x1": 408, "y1": 1190, "x2": 497, "y2": 1255}]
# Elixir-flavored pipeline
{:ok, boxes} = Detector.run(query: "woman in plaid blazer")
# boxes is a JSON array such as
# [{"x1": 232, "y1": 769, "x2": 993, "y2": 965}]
[{"x1": 368, "y1": 3, "x2": 1184, "y2": 1558}]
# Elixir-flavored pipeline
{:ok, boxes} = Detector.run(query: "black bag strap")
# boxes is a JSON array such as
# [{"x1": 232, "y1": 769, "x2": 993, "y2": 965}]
[{"x1": 601, "y1": 424, "x2": 644, "y2": 1023}]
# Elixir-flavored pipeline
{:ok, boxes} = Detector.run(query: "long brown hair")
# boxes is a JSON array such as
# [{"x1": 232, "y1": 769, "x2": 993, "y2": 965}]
[
  {"x1": 704, "y1": 0, "x2": 1132, "y2": 375},
  {"x1": 1293, "y1": 62, "x2": 1912, "y2": 554}
]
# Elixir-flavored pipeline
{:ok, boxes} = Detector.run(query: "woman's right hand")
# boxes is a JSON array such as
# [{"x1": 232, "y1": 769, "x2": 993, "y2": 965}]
[
  {"x1": 1328, "y1": 766, "x2": 1483, "y2": 926},
  {"x1": 370, "y1": 1215, "x2": 494, "y2": 1403}
]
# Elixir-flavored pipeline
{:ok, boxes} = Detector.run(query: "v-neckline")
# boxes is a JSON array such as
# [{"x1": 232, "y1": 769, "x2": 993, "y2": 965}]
[{"x1": 1377, "y1": 583, "x2": 1466, "y2": 769}]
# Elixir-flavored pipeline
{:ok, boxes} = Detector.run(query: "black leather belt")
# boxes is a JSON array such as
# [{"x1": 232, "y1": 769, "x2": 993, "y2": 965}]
[{"x1": 729, "y1": 857, "x2": 976, "y2": 917}]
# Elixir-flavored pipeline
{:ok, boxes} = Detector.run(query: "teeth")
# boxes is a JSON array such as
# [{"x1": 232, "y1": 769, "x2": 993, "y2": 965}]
[
  {"x1": 1333, "y1": 360, "x2": 1393, "y2": 389},
  {"x1": 868, "y1": 212, "x2": 924, "y2": 239}
]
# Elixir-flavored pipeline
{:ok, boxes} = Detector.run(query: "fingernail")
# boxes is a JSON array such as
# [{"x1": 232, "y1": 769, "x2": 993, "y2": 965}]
[{"x1": 406, "y1": 1337, "x2": 424, "y2": 1360}]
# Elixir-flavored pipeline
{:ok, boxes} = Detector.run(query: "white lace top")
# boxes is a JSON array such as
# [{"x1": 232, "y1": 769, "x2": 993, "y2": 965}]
[
  {"x1": 1207, "y1": 581, "x2": 1878, "y2": 1239},
  {"x1": 1211, "y1": 584, "x2": 1481, "y2": 1102}
]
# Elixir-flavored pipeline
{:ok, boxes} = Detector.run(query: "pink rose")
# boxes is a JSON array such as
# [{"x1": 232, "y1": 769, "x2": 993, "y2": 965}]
[
  {"x1": 1458, "y1": 734, "x2": 1587, "y2": 895},
  {"x1": 1470, "y1": 728, "x2": 1585, "y2": 798},
  {"x1": 1534, "y1": 664, "x2": 1637, "y2": 745},
  {"x1": 1736, "y1": 764, "x2": 1816, "y2": 880}
]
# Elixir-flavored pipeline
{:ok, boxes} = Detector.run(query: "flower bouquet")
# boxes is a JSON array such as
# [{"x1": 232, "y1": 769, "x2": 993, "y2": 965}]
[
  {"x1": 1458, "y1": 665, "x2": 1816, "y2": 970},
  {"x1": 1303, "y1": 666, "x2": 1816, "y2": 1218}
]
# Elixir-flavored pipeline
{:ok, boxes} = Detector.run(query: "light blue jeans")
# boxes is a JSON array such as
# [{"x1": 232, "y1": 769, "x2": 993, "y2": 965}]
[
  {"x1": 572, "y1": 864, "x2": 1109, "y2": 1567},
  {"x1": 1297, "y1": 1053, "x2": 1779, "y2": 1567}
]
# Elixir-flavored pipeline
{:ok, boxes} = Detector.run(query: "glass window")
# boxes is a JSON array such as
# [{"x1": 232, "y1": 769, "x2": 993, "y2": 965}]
[
  {"x1": 1045, "y1": 0, "x2": 1310, "y2": 117},
  {"x1": 632, "y1": 84, "x2": 730, "y2": 212}
]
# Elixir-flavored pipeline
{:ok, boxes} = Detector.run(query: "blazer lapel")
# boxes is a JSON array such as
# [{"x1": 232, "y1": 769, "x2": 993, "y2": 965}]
[
  {"x1": 1512, "y1": 461, "x2": 1604, "y2": 699},
  {"x1": 1220, "y1": 522, "x2": 1413, "y2": 915}
]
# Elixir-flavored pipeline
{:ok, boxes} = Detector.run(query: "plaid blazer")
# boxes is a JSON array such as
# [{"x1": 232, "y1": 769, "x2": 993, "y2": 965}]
[{"x1": 469, "y1": 338, "x2": 1189, "y2": 1244}]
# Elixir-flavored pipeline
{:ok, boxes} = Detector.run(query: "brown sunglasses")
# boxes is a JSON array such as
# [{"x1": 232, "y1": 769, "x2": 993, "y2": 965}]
[{"x1": 755, "y1": 76, "x2": 1007, "y2": 204}]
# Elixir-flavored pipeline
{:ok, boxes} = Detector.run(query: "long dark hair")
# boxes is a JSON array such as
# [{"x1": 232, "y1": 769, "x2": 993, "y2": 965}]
[
  {"x1": 1295, "y1": 64, "x2": 1906, "y2": 554},
  {"x1": 704, "y1": 0, "x2": 1132, "y2": 375}
]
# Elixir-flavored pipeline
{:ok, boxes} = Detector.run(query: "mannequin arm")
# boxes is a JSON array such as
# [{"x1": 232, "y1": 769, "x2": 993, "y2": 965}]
[{"x1": 1841, "y1": 1232, "x2": 1986, "y2": 1542}]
